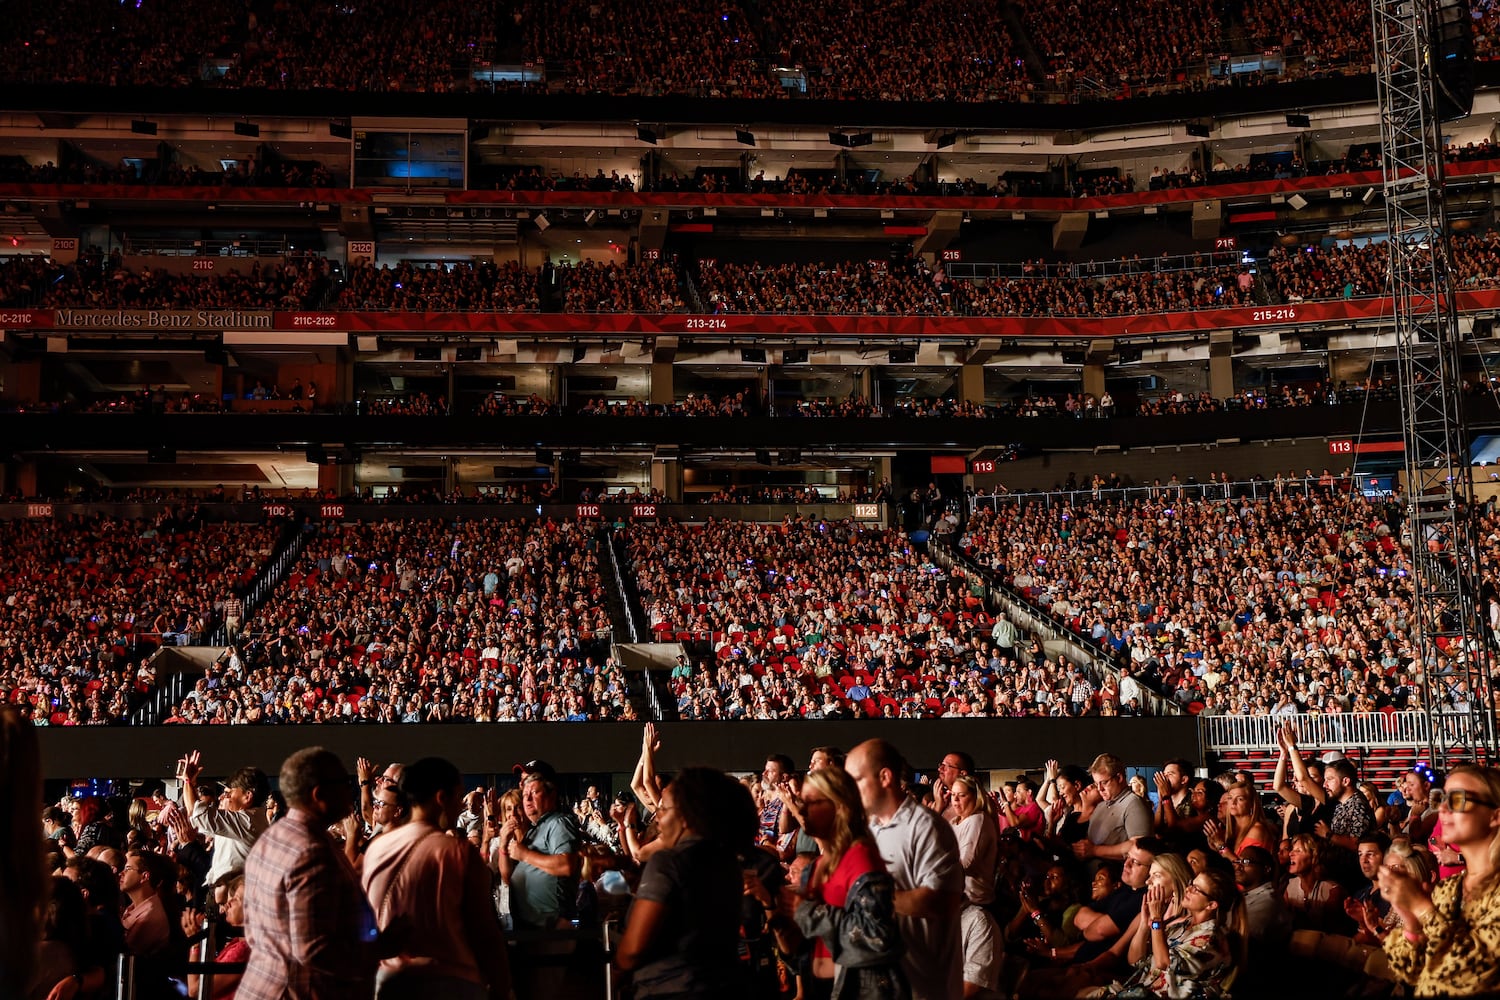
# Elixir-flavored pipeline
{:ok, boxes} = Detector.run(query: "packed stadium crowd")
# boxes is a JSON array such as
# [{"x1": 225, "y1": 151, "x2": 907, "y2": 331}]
[
  {"x1": 6, "y1": 230, "x2": 1500, "y2": 320},
  {"x1": 147, "y1": 517, "x2": 622, "y2": 726},
  {"x1": 955, "y1": 481, "x2": 1498, "y2": 723},
  {"x1": 0, "y1": 510, "x2": 282, "y2": 727},
  {"x1": 7, "y1": 0, "x2": 1476, "y2": 98},
  {"x1": 13, "y1": 712, "x2": 1500, "y2": 1000},
  {"x1": 0, "y1": 156, "x2": 339, "y2": 188},
  {"x1": 624, "y1": 516, "x2": 1142, "y2": 721}
]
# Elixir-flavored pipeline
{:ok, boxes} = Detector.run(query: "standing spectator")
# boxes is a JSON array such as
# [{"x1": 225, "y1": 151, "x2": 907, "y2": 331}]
[
  {"x1": 501, "y1": 771, "x2": 581, "y2": 996},
  {"x1": 786, "y1": 764, "x2": 907, "y2": 1000},
  {"x1": 1322, "y1": 759, "x2": 1377, "y2": 851},
  {"x1": 845, "y1": 739, "x2": 963, "y2": 1000},
  {"x1": 239, "y1": 747, "x2": 377, "y2": 1000},
  {"x1": 501, "y1": 772, "x2": 582, "y2": 930},
  {"x1": 362, "y1": 757, "x2": 511, "y2": 1000},
  {"x1": 616, "y1": 767, "x2": 755, "y2": 999},
  {"x1": 949, "y1": 776, "x2": 998, "y2": 906},
  {"x1": 179, "y1": 751, "x2": 270, "y2": 889},
  {"x1": 1382, "y1": 764, "x2": 1500, "y2": 995},
  {"x1": 934, "y1": 751, "x2": 975, "y2": 822},
  {"x1": 1152, "y1": 759, "x2": 1195, "y2": 837},
  {"x1": 1077, "y1": 754, "x2": 1154, "y2": 863},
  {"x1": 120, "y1": 850, "x2": 180, "y2": 955},
  {"x1": 998, "y1": 779, "x2": 1045, "y2": 842},
  {"x1": 222, "y1": 593, "x2": 244, "y2": 643}
]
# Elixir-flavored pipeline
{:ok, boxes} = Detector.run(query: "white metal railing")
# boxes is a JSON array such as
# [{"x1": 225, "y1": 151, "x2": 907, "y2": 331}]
[{"x1": 1201, "y1": 710, "x2": 1480, "y2": 750}]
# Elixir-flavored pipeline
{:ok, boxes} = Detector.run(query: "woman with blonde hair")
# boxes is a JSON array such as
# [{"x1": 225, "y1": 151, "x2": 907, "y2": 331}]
[
  {"x1": 1204, "y1": 784, "x2": 1276, "y2": 862},
  {"x1": 1383, "y1": 764, "x2": 1500, "y2": 995},
  {"x1": 1283, "y1": 832, "x2": 1346, "y2": 929},
  {"x1": 949, "y1": 774, "x2": 998, "y2": 906},
  {"x1": 783, "y1": 766, "x2": 906, "y2": 1000}
]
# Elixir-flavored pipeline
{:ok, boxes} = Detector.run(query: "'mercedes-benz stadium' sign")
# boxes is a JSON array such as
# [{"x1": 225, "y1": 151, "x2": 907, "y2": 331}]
[{"x1": 48, "y1": 309, "x2": 275, "y2": 330}]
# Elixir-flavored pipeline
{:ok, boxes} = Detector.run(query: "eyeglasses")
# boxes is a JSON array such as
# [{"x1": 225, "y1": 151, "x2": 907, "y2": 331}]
[
  {"x1": 1184, "y1": 884, "x2": 1210, "y2": 898},
  {"x1": 373, "y1": 800, "x2": 399, "y2": 811},
  {"x1": 1232, "y1": 858, "x2": 1262, "y2": 868},
  {"x1": 1433, "y1": 788, "x2": 1497, "y2": 812}
]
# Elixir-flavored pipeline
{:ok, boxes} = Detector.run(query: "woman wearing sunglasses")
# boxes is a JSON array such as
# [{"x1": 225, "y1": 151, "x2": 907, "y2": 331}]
[
  {"x1": 1382, "y1": 764, "x2": 1500, "y2": 996},
  {"x1": 1093, "y1": 868, "x2": 1245, "y2": 998}
]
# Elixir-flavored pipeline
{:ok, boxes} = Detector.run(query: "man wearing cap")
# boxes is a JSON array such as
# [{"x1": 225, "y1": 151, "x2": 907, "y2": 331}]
[
  {"x1": 500, "y1": 761, "x2": 581, "y2": 931},
  {"x1": 177, "y1": 750, "x2": 270, "y2": 888}
]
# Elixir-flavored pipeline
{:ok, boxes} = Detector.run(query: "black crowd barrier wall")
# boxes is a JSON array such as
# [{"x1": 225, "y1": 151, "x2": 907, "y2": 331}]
[
  {"x1": 35, "y1": 717, "x2": 1202, "y2": 781},
  {"x1": 0, "y1": 402, "x2": 1428, "y2": 453}
]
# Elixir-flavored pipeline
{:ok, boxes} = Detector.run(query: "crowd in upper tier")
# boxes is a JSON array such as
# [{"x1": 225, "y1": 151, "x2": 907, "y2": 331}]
[
  {"x1": 11, "y1": 233, "x2": 1500, "y2": 319},
  {"x1": 4, "y1": 0, "x2": 1493, "y2": 99}
]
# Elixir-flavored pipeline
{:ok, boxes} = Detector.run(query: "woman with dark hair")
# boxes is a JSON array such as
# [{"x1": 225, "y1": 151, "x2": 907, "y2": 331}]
[
  {"x1": 784, "y1": 766, "x2": 907, "y2": 1000},
  {"x1": 30, "y1": 876, "x2": 87, "y2": 1000},
  {"x1": 616, "y1": 767, "x2": 753, "y2": 999}
]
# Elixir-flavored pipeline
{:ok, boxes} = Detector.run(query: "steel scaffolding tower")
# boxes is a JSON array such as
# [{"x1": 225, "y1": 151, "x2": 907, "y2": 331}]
[{"x1": 1372, "y1": 0, "x2": 1498, "y2": 763}]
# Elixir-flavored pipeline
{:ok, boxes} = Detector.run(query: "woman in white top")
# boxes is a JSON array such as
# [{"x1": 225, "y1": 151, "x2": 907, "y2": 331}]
[{"x1": 949, "y1": 774, "x2": 998, "y2": 906}]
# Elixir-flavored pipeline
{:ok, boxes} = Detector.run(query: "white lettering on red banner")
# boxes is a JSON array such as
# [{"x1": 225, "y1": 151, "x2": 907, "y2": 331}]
[
  {"x1": 26, "y1": 503, "x2": 53, "y2": 518},
  {"x1": 263, "y1": 504, "x2": 291, "y2": 518},
  {"x1": 854, "y1": 503, "x2": 879, "y2": 519},
  {"x1": 632, "y1": 504, "x2": 658, "y2": 517},
  {"x1": 941, "y1": 249, "x2": 963, "y2": 262},
  {"x1": 576, "y1": 504, "x2": 601, "y2": 518},
  {"x1": 320, "y1": 504, "x2": 346, "y2": 519},
  {"x1": 972, "y1": 459, "x2": 996, "y2": 474}
]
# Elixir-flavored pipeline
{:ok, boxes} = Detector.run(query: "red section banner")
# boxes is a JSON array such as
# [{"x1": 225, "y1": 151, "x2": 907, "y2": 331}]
[
  {"x1": 266, "y1": 290, "x2": 1500, "y2": 336},
  {"x1": 7, "y1": 290, "x2": 1500, "y2": 337}
]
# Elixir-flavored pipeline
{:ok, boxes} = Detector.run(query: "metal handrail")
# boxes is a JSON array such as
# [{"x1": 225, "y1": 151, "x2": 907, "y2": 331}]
[
  {"x1": 1201, "y1": 709, "x2": 1478, "y2": 751},
  {"x1": 966, "y1": 474, "x2": 1381, "y2": 513},
  {"x1": 946, "y1": 249, "x2": 1246, "y2": 281}
]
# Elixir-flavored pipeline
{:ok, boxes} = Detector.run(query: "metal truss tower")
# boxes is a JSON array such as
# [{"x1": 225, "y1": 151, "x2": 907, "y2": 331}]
[{"x1": 1372, "y1": 0, "x2": 1498, "y2": 763}]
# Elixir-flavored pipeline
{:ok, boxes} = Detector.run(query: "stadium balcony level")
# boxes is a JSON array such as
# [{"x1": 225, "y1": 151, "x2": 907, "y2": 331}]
[
  {"x1": 5, "y1": 157, "x2": 1499, "y2": 218},
  {"x1": 0, "y1": 401, "x2": 1429, "y2": 451}
]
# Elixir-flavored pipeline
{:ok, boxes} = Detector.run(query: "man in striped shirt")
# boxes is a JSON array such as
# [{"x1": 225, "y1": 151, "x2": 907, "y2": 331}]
[{"x1": 240, "y1": 747, "x2": 377, "y2": 1000}]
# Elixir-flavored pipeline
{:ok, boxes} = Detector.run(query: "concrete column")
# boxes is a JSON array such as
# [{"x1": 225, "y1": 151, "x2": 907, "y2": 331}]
[
  {"x1": 959, "y1": 363, "x2": 985, "y2": 405},
  {"x1": 1209, "y1": 355, "x2": 1234, "y2": 400},
  {"x1": 1082, "y1": 363, "x2": 1106, "y2": 400},
  {"x1": 651, "y1": 458, "x2": 680, "y2": 500},
  {"x1": 317, "y1": 464, "x2": 353, "y2": 497},
  {"x1": 649, "y1": 362, "x2": 674, "y2": 405}
]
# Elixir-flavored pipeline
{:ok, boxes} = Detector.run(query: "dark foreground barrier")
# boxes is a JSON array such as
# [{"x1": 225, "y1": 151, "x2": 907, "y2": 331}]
[{"x1": 37, "y1": 717, "x2": 1201, "y2": 780}]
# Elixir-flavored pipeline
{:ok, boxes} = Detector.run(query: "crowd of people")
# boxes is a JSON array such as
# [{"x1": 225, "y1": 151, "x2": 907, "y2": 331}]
[
  {"x1": 1, "y1": 466, "x2": 1492, "y2": 731},
  {"x1": 15, "y1": 716, "x2": 1500, "y2": 1000},
  {"x1": 0, "y1": 156, "x2": 338, "y2": 188},
  {"x1": 0, "y1": 510, "x2": 281, "y2": 727},
  {"x1": 954, "y1": 481, "x2": 1492, "y2": 724},
  {"x1": 10, "y1": 229, "x2": 1500, "y2": 323},
  {"x1": 7, "y1": 0, "x2": 1488, "y2": 99},
  {"x1": 622, "y1": 516, "x2": 1129, "y2": 721},
  {"x1": 146, "y1": 516, "x2": 622, "y2": 725}
]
